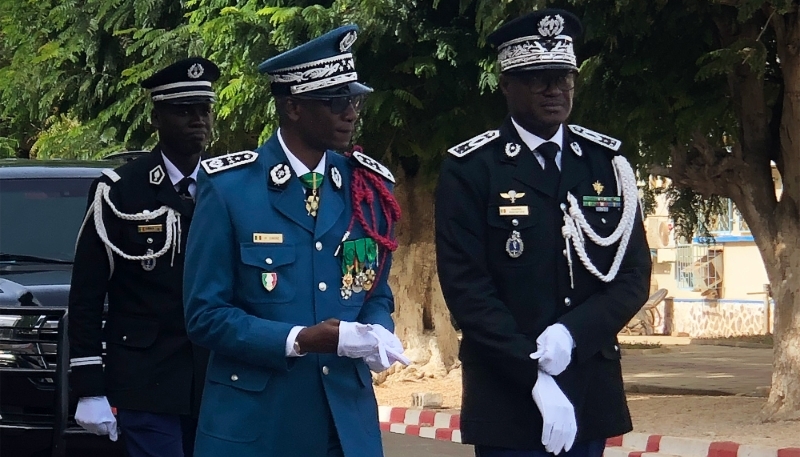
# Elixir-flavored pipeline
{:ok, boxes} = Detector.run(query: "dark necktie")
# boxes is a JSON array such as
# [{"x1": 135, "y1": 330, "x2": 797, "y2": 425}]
[
  {"x1": 177, "y1": 177, "x2": 195, "y2": 209},
  {"x1": 536, "y1": 142, "x2": 561, "y2": 196}
]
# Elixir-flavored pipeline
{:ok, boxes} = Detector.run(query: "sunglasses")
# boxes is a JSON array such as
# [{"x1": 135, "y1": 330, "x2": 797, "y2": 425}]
[
  {"x1": 513, "y1": 71, "x2": 578, "y2": 94},
  {"x1": 294, "y1": 94, "x2": 368, "y2": 115}
]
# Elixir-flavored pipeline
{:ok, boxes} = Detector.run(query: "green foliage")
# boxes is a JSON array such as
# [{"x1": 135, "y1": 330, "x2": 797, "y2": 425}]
[{"x1": 0, "y1": 0, "x2": 786, "y2": 239}]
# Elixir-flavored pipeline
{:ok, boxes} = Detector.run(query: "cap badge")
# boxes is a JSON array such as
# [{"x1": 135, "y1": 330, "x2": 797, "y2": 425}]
[
  {"x1": 187, "y1": 63, "x2": 204, "y2": 79},
  {"x1": 339, "y1": 30, "x2": 358, "y2": 52},
  {"x1": 538, "y1": 14, "x2": 565, "y2": 37}
]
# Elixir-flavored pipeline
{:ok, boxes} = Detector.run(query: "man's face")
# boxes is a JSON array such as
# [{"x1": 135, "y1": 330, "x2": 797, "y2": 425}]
[
  {"x1": 293, "y1": 96, "x2": 364, "y2": 151},
  {"x1": 152, "y1": 103, "x2": 214, "y2": 156},
  {"x1": 500, "y1": 69, "x2": 576, "y2": 136}
]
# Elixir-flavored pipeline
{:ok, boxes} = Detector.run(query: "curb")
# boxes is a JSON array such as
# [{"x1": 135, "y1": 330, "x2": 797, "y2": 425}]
[
  {"x1": 623, "y1": 384, "x2": 734, "y2": 397},
  {"x1": 689, "y1": 339, "x2": 772, "y2": 349},
  {"x1": 378, "y1": 406, "x2": 800, "y2": 457}
]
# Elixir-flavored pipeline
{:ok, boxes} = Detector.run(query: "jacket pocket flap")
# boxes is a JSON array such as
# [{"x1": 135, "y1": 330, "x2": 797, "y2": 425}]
[
  {"x1": 207, "y1": 354, "x2": 271, "y2": 392},
  {"x1": 601, "y1": 344, "x2": 622, "y2": 360},
  {"x1": 104, "y1": 315, "x2": 159, "y2": 348},
  {"x1": 240, "y1": 243, "x2": 295, "y2": 269}
]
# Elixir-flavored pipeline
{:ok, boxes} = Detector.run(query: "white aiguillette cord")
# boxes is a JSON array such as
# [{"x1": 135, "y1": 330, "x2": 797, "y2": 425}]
[
  {"x1": 561, "y1": 156, "x2": 638, "y2": 287},
  {"x1": 84, "y1": 183, "x2": 182, "y2": 277}
]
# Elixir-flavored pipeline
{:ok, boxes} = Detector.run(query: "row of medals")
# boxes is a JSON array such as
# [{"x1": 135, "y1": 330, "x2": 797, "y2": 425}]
[
  {"x1": 306, "y1": 186, "x2": 378, "y2": 299},
  {"x1": 341, "y1": 265, "x2": 377, "y2": 299}
]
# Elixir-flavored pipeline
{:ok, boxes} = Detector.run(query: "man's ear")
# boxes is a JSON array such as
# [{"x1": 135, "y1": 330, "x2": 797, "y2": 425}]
[
  {"x1": 285, "y1": 98, "x2": 302, "y2": 123},
  {"x1": 150, "y1": 107, "x2": 161, "y2": 130},
  {"x1": 499, "y1": 74, "x2": 511, "y2": 97}
]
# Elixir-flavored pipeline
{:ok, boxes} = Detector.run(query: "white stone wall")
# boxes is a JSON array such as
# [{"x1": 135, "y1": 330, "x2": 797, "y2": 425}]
[{"x1": 653, "y1": 299, "x2": 774, "y2": 338}]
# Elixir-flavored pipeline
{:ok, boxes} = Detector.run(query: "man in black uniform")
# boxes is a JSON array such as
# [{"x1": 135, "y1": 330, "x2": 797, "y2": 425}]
[
  {"x1": 68, "y1": 57, "x2": 219, "y2": 457},
  {"x1": 435, "y1": 9, "x2": 651, "y2": 457}
]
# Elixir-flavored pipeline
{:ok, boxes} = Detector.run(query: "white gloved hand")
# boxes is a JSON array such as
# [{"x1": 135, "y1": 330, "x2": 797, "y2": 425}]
[
  {"x1": 532, "y1": 371, "x2": 576, "y2": 455},
  {"x1": 530, "y1": 323, "x2": 574, "y2": 376},
  {"x1": 364, "y1": 324, "x2": 410, "y2": 372},
  {"x1": 337, "y1": 321, "x2": 380, "y2": 358},
  {"x1": 74, "y1": 396, "x2": 118, "y2": 442}
]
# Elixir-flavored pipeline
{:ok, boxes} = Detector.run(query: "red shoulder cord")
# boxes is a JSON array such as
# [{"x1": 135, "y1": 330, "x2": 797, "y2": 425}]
[{"x1": 345, "y1": 146, "x2": 402, "y2": 299}]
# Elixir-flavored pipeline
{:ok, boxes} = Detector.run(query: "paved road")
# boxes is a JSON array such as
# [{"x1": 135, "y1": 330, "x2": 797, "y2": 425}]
[
  {"x1": 383, "y1": 432, "x2": 472, "y2": 457},
  {"x1": 621, "y1": 344, "x2": 772, "y2": 396}
]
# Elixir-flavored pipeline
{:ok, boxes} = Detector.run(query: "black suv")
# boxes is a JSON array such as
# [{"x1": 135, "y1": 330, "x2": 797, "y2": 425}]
[{"x1": 0, "y1": 157, "x2": 141, "y2": 457}]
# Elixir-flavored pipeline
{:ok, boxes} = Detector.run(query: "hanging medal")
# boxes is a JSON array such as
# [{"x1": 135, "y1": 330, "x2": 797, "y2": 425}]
[
  {"x1": 363, "y1": 238, "x2": 378, "y2": 291},
  {"x1": 299, "y1": 172, "x2": 323, "y2": 217},
  {"x1": 340, "y1": 241, "x2": 356, "y2": 299},
  {"x1": 352, "y1": 238, "x2": 368, "y2": 293},
  {"x1": 505, "y1": 230, "x2": 524, "y2": 258}
]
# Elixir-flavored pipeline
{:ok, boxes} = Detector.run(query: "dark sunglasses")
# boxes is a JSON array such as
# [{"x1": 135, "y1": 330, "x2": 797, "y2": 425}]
[
  {"x1": 513, "y1": 71, "x2": 578, "y2": 94},
  {"x1": 294, "y1": 94, "x2": 367, "y2": 115}
]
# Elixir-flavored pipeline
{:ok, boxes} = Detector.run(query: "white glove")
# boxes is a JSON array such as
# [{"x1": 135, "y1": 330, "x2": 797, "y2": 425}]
[
  {"x1": 337, "y1": 321, "x2": 380, "y2": 358},
  {"x1": 74, "y1": 396, "x2": 118, "y2": 442},
  {"x1": 532, "y1": 371, "x2": 576, "y2": 455},
  {"x1": 364, "y1": 324, "x2": 410, "y2": 372},
  {"x1": 530, "y1": 323, "x2": 574, "y2": 376}
]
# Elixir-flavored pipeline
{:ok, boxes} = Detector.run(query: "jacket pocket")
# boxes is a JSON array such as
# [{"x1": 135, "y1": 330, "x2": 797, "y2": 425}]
[
  {"x1": 239, "y1": 243, "x2": 296, "y2": 304},
  {"x1": 198, "y1": 354, "x2": 272, "y2": 442}
]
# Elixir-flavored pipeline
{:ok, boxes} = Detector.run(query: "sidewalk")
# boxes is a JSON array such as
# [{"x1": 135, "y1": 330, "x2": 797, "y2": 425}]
[{"x1": 620, "y1": 342, "x2": 773, "y2": 396}]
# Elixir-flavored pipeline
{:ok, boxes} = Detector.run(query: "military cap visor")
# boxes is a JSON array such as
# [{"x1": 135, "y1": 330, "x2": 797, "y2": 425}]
[
  {"x1": 488, "y1": 9, "x2": 583, "y2": 73},
  {"x1": 141, "y1": 57, "x2": 220, "y2": 105}
]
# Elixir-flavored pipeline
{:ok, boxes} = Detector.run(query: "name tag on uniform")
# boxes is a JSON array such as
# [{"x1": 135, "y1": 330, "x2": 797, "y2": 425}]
[
  {"x1": 499, "y1": 206, "x2": 529, "y2": 216},
  {"x1": 137, "y1": 224, "x2": 163, "y2": 233},
  {"x1": 253, "y1": 233, "x2": 283, "y2": 244}
]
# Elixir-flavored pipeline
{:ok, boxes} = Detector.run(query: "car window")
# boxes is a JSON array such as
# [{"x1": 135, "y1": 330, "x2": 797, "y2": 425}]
[{"x1": 0, "y1": 177, "x2": 94, "y2": 263}]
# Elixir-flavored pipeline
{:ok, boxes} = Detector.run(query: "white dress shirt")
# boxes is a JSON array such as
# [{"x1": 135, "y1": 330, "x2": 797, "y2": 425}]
[
  {"x1": 161, "y1": 152, "x2": 200, "y2": 198},
  {"x1": 277, "y1": 128, "x2": 327, "y2": 357},
  {"x1": 511, "y1": 118, "x2": 564, "y2": 171}
]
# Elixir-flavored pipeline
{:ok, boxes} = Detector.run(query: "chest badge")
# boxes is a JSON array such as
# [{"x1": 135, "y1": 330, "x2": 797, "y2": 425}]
[
  {"x1": 500, "y1": 190, "x2": 525, "y2": 203},
  {"x1": 261, "y1": 272, "x2": 278, "y2": 292},
  {"x1": 505, "y1": 230, "x2": 524, "y2": 258},
  {"x1": 592, "y1": 181, "x2": 604, "y2": 195},
  {"x1": 141, "y1": 249, "x2": 156, "y2": 271}
]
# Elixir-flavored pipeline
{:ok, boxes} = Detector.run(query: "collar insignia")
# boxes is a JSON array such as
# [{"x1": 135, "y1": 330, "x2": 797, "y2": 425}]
[{"x1": 149, "y1": 165, "x2": 165, "y2": 185}]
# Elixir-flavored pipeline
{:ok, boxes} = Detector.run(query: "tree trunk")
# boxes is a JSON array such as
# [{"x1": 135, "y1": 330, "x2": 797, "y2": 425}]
[
  {"x1": 756, "y1": 211, "x2": 800, "y2": 421},
  {"x1": 377, "y1": 171, "x2": 459, "y2": 384}
]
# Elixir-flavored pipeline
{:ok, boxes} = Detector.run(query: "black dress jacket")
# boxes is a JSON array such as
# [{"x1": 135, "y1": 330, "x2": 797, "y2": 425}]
[
  {"x1": 68, "y1": 149, "x2": 207, "y2": 416},
  {"x1": 435, "y1": 119, "x2": 651, "y2": 449}
]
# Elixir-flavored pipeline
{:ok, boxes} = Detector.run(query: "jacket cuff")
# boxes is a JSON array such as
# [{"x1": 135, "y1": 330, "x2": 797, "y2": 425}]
[{"x1": 69, "y1": 363, "x2": 105, "y2": 398}]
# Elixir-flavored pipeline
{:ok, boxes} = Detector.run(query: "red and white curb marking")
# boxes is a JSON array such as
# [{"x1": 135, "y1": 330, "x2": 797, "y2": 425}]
[
  {"x1": 378, "y1": 406, "x2": 461, "y2": 443},
  {"x1": 378, "y1": 406, "x2": 800, "y2": 457}
]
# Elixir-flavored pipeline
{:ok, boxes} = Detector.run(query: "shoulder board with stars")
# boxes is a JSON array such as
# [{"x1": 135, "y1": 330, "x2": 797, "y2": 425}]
[
  {"x1": 352, "y1": 150, "x2": 395, "y2": 183},
  {"x1": 567, "y1": 125, "x2": 621, "y2": 152},
  {"x1": 447, "y1": 130, "x2": 500, "y2": 158},
  {"x1": 201, "y1": 151, "x2": 259, "y2": 175}
]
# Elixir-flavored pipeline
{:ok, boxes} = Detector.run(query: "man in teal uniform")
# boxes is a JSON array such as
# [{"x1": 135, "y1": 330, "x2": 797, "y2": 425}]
[{"x1": 183, "y1": 25, "x2": 408, "y2": 457}]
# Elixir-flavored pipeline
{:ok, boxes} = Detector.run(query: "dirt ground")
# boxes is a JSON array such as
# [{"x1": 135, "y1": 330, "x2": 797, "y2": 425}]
[{"x1": 374, "y1": 368, "x2": 800, "y2": 449}]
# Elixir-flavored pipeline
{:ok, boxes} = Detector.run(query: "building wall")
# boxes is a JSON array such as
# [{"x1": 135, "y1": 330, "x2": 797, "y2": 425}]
[
  {"x1": 650, "y1": 298, "x2": 774, "y2": 338},
  {"x1": 721, "y1": 242, "x2": 769, "y2": 299}
]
